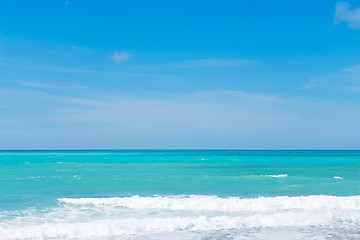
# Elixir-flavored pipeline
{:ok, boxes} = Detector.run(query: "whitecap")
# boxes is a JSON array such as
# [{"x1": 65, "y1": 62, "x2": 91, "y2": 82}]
[
  {"x1": 266, "y1": 174, "x2": 288, "y2": 178},
  {"x1": 58, "y1": 194, "x2": 360, "y2": 212},
  {"x1": 2, "y1": 195, "x2": 360, "y2": 240}
]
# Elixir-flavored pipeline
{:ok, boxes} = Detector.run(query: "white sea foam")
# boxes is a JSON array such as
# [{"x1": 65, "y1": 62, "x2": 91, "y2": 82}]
[
  {"x1": 1, "y1": 195, "x2": 360, "y2": 240},
  {"x1": 58, "y1": 194, "x2": 360, "y2": 211},
  {"x1": 266, "y1": 174, "x2": 288, "y2": 178},
  {"x1": 0, "y1": 214, "x2": 354, "y2": 240},
  {"x1": 334, "y1": 176, "x2": 343, "y2": 179}
]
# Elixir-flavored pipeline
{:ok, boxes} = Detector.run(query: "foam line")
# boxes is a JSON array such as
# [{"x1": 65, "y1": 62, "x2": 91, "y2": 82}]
[{"x1": 59, "y1": 195, "x2": 360, "y2": 211}]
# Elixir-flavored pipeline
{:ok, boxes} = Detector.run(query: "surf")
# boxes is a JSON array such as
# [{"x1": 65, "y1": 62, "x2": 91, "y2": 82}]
[{"x1": 1, "y1": 195, "x2": 360, "y2": 239}]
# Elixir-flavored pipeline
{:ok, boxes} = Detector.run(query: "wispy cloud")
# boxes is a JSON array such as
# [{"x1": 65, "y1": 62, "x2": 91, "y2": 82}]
[
  {"x1": 303, "y1": 64, "x2": 360, "y2": 93},
  {"x1": 111, "y1": 51, "x2": 131, "y2": 63},
  {"x1": 341, "y1": 64, "x2": 360, "y2": 72},
  {"x1": 72, "y1": 46, "x2": 93, "y2": 54},
  {"x1": 2, "y1": 60, "x2": 171, "y2": 78},
  {"x1": 18, "y1": 80, "x2": 86, "y2": 89},
  {"x1": 174, "y1": 58, "x2": 255, "y2": 68},
  {"x1": 2, "y1": 87, "x2": 360, "y2": 149},
  {"x1": 195, "y1": 90, "x2": 280, "y2": 103},
  {"x1": 65, "y1": 1, "x2": 70, "y2": 6},
  {"x1": 303, "y1": 77, "x2": 329, "y2": 89},
  {"x1": 335, "y1": 2, "x2": 360, "y2": 29}
]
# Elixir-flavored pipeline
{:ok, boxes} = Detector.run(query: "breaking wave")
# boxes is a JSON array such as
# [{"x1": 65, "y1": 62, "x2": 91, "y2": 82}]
[
  {"x1": 59, "y1": 194, "x2": 360, "y2": 211},
  {"x1": 266, "y1": 174, "x2": 288, "y2": 178},
  {"x1": 1, "y1": 195, "x2": 360, "y2": 239}
]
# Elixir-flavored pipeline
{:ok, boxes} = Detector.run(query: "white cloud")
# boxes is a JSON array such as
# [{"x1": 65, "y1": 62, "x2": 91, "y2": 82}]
[
  {"x1": 111, "y1": 51, "x2": 131, "y2": 63},
  {"x1": 3, "y1": 60, "x2": 167, "y2": 78},
  {"x1": 302, "y1": 64, "x2": 360, "y2": 92},
  {"x1": 18, "y1": 80, "x2": 86, "y2": 89},
  {"x1": 335, "y1": 2, "x2": 360, "y2": 29},
  {"x1": 2, "y1": 88, "x2": 360, "y2": 149},
  {"x1": 72, "y1": 46, "x2": 93, "y2": 54},
  {"x1": 341, "y1": 64, "x2": 360, "y2": 72},
  {"x1": 195, "y1": 90, "x2": 280, "y2": 103},
  {"x1": 303, "y1": 77, "x2": 329, "y2": 89}
]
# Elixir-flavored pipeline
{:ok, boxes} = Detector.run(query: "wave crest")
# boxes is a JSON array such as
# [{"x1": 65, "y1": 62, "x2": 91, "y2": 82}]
[
  {"x1": 1, "y1": 195, "x2": 360, "y2": 239},
  {"x1": 59, "y1": 195, "x2": 360, "y2": 211}
]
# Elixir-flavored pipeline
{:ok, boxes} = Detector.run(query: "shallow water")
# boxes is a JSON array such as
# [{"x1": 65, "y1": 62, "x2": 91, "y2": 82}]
[{"x1": 1, "y1": 150, "x2": 360, "y2": 239}]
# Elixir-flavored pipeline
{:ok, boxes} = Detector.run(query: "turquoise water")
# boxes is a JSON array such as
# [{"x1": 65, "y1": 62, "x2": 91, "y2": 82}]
[{"x1": 1, "y1": 150, "x2": 360, "y2": 239}]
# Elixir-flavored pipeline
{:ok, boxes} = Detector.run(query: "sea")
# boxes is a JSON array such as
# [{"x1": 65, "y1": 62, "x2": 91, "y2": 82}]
[{"x1": 1, "y1": 150, "x2": 360, "y2": 239}]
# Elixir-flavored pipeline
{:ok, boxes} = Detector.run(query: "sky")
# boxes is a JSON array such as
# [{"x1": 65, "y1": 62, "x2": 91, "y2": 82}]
[{"x1": 1, "y1": 0, "x2": 360, "y2": 149}]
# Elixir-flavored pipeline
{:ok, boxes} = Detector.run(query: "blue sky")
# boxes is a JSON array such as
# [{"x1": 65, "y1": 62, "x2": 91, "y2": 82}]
[{"x1": 1, "y1": 0, "x2": 360, "y2": 149}]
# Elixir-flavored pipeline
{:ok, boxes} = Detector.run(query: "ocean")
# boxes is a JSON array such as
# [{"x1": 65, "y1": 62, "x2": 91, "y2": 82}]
[{"x1": 0, "y1": 150, "x2": 360, "y2": 239}]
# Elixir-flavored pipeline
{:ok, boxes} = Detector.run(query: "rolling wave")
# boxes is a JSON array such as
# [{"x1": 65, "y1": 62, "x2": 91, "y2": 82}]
[
  {"x1": 1, "y1": 195, "x2": 360, "y2": 239},
  {"x1": 59, "y1": 194, "x2": 360, "y2": 211}
]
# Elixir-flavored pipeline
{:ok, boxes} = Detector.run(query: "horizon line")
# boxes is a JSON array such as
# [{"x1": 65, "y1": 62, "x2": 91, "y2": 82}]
[{"x1": 0, "y1": 149, "x2": 359, "y2": 151}]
